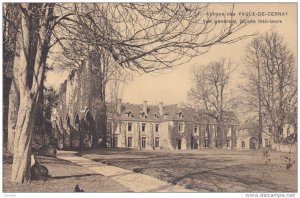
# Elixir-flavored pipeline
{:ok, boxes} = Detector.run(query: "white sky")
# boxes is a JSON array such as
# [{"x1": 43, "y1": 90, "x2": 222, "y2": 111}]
[{"x1": 46, "y1": 3, "x2": 297, "y2": 105}]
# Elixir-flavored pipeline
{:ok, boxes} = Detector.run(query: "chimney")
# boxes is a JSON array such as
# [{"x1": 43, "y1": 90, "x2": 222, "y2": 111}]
[
  {"x1": 143, "y1": 101, "x2": 147, "y2": 116},
  {"x1": 117, "y1": 99, "x2": 122, "y2": 115},
  {"x1": 159, "y1": 102, "x2": 164, "y2": 116}
]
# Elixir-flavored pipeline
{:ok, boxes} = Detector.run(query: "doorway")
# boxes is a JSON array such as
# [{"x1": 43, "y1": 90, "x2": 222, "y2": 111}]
[
  {"x1": 249, "y1": 137, "x2": 257, "y2": 149},
  {"x1": 177, "y1": 138, "x2": 181, "y2": 150}
]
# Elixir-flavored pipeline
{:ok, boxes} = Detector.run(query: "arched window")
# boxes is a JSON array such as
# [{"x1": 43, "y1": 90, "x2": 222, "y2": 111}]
[
  {"x1": 66, "y1": 115, "x2": 70, "y2": 126},
  {"x1": 85, "y1": 110, "x2": 93, "y2": 124},
  {"x1": 74, "y1": 112, "x2": 79, "y2": 124}
]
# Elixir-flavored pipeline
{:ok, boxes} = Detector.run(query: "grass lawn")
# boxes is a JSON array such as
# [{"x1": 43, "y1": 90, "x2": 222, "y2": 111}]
[
  {"x1": 3, "y1": 152, "x2": 130, "y2": 192},
  {"x1": 79, "y1": 148, "x2": 297, "y2": 192}
]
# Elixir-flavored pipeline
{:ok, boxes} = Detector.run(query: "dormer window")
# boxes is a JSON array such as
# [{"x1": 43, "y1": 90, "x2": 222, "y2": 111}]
[
  {"x1": 163, "y1": 113, "x2": 169, "y2": 119},
  {"x1": 178, "y1": 112, "x2": 183, "y2": 119},
  {"x1": 194, "y1": 126, "x2": 198, "y2": 134},
  {"x1": 139, "y1": 112, "x2": 146, "y2": 118},
  {"x1": 125, "y1": 110, "x2": 133, "y2": 118}
]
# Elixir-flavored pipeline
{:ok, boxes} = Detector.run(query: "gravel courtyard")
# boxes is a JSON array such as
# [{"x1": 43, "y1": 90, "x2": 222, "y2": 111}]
[{"x1": 79, "y1": 148, "x2": 297, "y2": 192}]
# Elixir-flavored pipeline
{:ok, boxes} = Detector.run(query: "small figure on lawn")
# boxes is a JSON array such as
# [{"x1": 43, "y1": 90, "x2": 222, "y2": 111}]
[
  {"x1": 30, "y1": 154, "x2": 49, "y2": 181},
  {"x1": 74, "y1": 184, "x2": 84, "y2": 192}
]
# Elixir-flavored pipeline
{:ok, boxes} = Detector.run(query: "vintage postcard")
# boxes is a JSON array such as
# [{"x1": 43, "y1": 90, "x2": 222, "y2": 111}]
[{"x1": 2, "y1": 2, "x2": 297, "y2": 197}]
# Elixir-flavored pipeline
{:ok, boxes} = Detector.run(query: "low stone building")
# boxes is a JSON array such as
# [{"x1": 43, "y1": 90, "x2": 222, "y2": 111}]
[
  {"x1": 236, "y1": 123, "x2": 271, "y2": 150},
  {"x1": 236, "y1": 122, "x2": 297, "y2": 150}
]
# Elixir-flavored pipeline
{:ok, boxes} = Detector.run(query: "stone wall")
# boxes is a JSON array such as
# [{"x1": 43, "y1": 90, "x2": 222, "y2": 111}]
[{"x1": 53, "y1": 56, "x2": 106, "y2": 149}]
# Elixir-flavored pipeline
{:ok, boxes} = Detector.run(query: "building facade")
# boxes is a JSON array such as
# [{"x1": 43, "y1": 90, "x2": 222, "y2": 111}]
[
  {"x1": 106, "y1": 100, "x2": 240, "y2": 150},
  {"x1": 51, "y1": 53, "x2": 240, "y2": 150},
  {"x1": 236, "y1": 124, "x2": 271, "y2": 150}
]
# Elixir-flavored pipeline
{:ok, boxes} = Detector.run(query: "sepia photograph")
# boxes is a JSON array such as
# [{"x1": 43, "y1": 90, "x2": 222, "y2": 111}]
[{"x1": 1, "y1": 1, "x2": 298, "y2": 196}]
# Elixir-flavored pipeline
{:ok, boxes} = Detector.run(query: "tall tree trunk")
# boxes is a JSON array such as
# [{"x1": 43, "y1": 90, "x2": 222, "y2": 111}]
[
  {"x1": 7, "y1": 77, "x2": 20, "y2": 153},
  {"x1": 11, "y1": 4, "x2": 33, "y2": 182},
  {"x1": 11, "y1": 97, "x2": 36, "y2": 183},
  {"x1": 3, "y1": 3, "x2": 20, "y2": 148},
  {"x1": 223, "y1": 126, "x2": 227, "y2": 149},
  {"x1": 3, "y1": 77, "x2": 12, "y2": 146},
  {"x1": 257, "y1": 60, "x2": 263, "y2": 148},
  {"x1": 216, "y1": 116, "x2": 223, "y2": 148},
  {"x1": 209, "y1": 124, "x2": 215, "y2": 148},
  {"x1": 7, "y1": 37, "x2": 20, "y2": 153},
  {"x1": 11, "y1": 3, "x2": 53, "y2": 183}
]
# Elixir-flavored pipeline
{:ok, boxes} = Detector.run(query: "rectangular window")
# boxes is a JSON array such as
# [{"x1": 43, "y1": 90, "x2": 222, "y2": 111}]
[
  {"x1": 141, "y1": 123, "x2": 146, "y2": 133},
  {"x1": 142, "y1": 137, "x2": 146, "y2": 148},
  {"x1": 227, "y1": 127, "x2": 232, "y2": 137},
  {"x1": 205, "y1": 131, "x2": 208, "y2": 138},
  {"x1": 178, "y1": 122, "x2": 184, "y2": 132},
  {"x1": 128, "y1": 123, "x2": 132, "y2": 132},
  {"x1": 128, "y1": 137, "x2": 133, "y2": 147},
  {"x1": 155, "y1": 124, "x2": 159, "y2": 132},
  {"x1": 113, "y1": 137, "x2": 118, "y2": 148},
  {"x1": 205, "y1": 139, "x2": 209, "y2": 148},
  {"x1": 194, "y1": 126, "x2": 198, "y2": 134},
  {"x1": 227, "y1": 140, "x2": 230, "y2": 148},
  {"x1": 265, "y1": 139, "x2": 269, "y2": 147},
  {"x1": 155, "y1": 137, "x2": 160, "y2": 148}
]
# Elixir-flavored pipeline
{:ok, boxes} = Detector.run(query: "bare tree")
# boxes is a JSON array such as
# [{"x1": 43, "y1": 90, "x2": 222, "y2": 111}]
[
  {"x1": 51, "y1": 3, "x2": 250, "y2": 147},
  {"x1": 3, "y1": 3, "x2": 20, "y2": 152},
  {"x1": 241, "y1": 32, "x2": 297, "y2": 144},
  {"x1": 240, "y1": 37, "x2": 265, "y2": 148},
  {"x1": 7, "y1": 2, "x2": 250, "y2": 183},
  {"x1": 10, "y1": 3, "x2": 72, "y2": 183},
  {"x1": 55, "y1": 3, "x2": 250, "y2": 72},
  {"x1": 107, "y1": 63, "x2": 132, "y2": 147},
  {"x1": 189, "y1": 59, "x2": 236, "y2": 148}
]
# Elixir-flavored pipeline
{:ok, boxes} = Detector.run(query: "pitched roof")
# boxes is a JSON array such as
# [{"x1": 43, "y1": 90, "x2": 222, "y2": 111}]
[{"x1": 107, "y1": 102, "x2": 239, "y2": 125}]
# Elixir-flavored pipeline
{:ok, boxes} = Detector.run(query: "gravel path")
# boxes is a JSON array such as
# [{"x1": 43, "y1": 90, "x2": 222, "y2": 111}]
[{"x1": 57, "y1": 150, "x2": 194, "y2": 192}]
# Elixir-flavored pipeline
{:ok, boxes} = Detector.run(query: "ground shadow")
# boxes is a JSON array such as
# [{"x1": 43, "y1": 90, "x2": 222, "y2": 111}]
[{"x1": 50, "y1": 173, "x2": 103, "y2": 180}]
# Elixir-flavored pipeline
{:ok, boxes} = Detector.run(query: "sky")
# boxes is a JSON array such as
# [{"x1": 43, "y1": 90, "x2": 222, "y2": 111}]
[{"x1": 46, "y1": 3, "x2": 297, "y2": 106}]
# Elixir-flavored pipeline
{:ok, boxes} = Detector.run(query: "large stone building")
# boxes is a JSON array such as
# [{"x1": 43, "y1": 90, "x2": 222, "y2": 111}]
[
  {"x1": 50, "y1": 57, "x2": 293, "y2": 151},
  {"x1": 52, "y1": 80, "x2": 240, "y2": 150},
  {"x1": 51, "y1": 53, "x2": 240, "y2": 150},
  {"x1": 106, "y1": 100, "x2": 239, "y2": 150}
]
